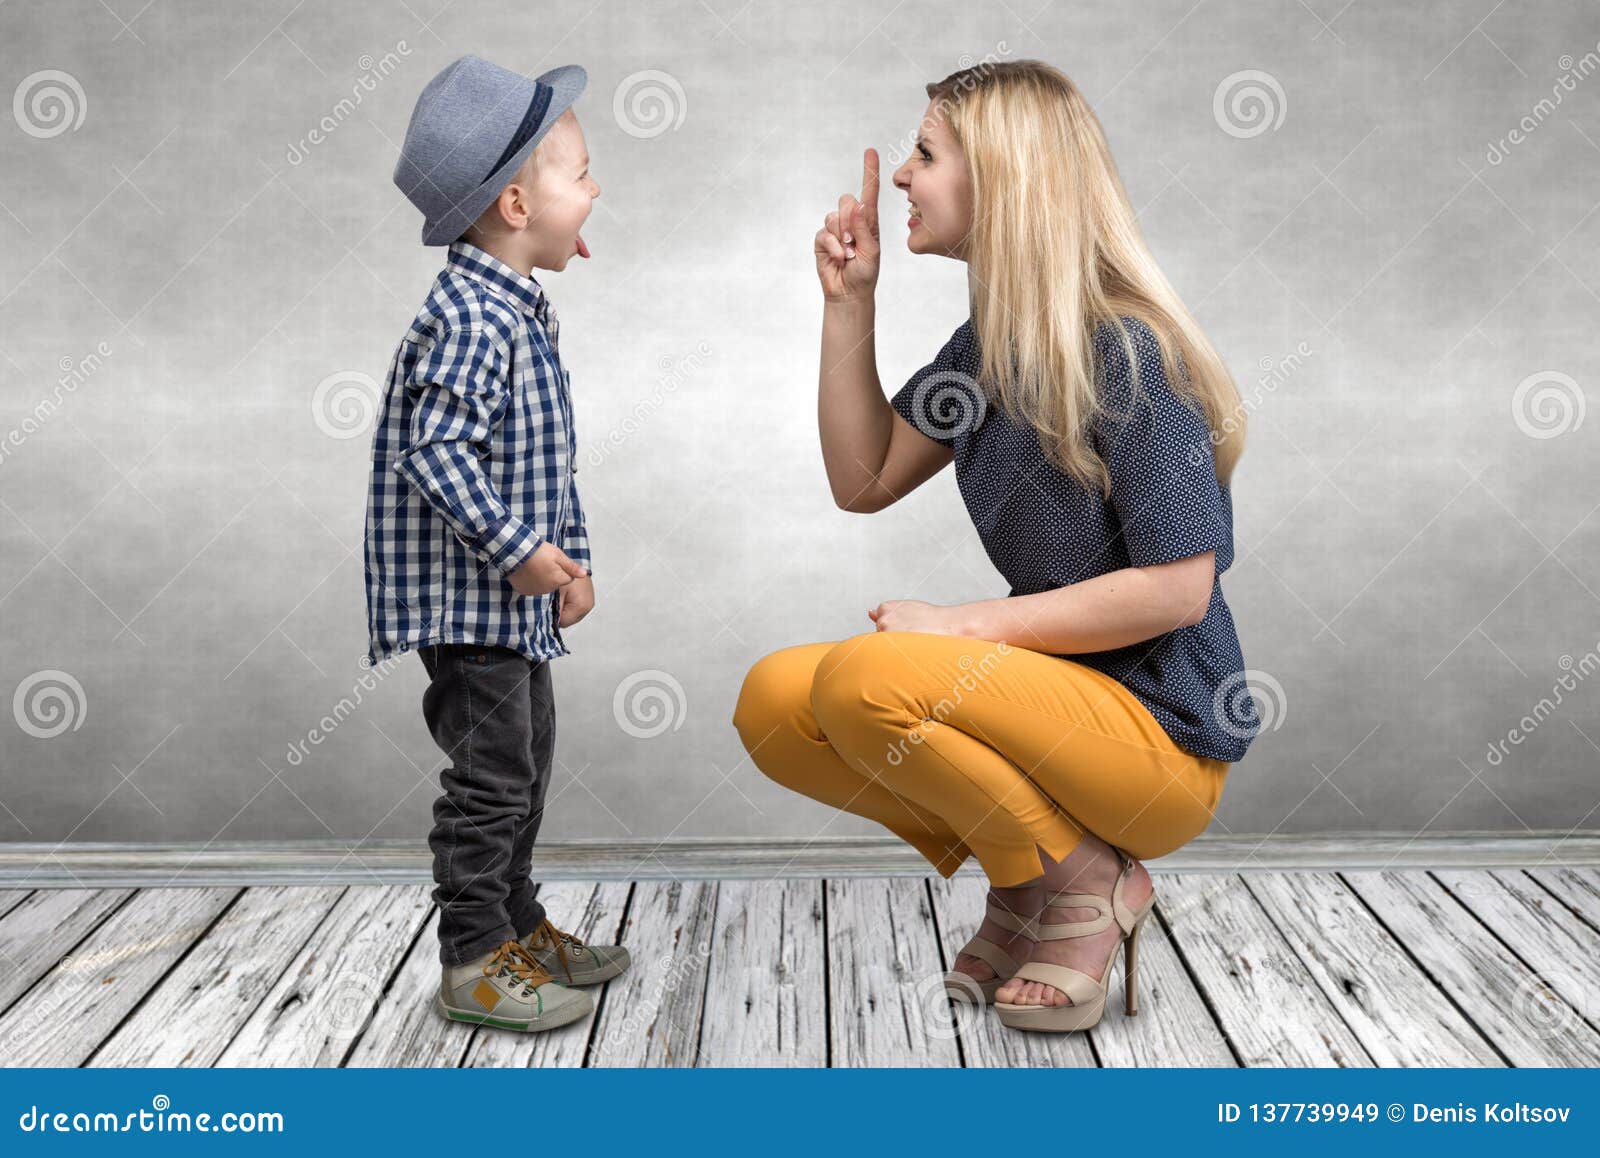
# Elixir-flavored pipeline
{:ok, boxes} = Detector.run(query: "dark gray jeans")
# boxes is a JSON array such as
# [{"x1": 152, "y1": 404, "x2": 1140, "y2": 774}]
[{"x1": 417, "y1": 642, "x2": 554, "y2": 966}]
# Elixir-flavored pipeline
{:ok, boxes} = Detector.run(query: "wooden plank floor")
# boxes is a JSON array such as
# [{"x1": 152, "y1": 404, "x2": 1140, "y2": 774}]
[{"x1": 0, "y1": 869, "x2": 1596, "y2": 1067}]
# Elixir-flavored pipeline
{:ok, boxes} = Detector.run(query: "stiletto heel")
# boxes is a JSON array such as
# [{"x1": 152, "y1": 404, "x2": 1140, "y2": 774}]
[
  {"x1": 994, "y1": 848, "x2": 1155, "y2": 1033},
  {"x1": 1123, "y1": 908, "x2": 1152, "y2": 1016}
]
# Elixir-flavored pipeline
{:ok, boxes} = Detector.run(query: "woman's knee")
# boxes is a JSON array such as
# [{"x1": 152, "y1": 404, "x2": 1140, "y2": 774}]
[
  {"x1": 809, "y1": 631, "x2": 905, "y2": 735},
  {"x1": 731, "y1": 643, "x2": 828, "y2": 755}
]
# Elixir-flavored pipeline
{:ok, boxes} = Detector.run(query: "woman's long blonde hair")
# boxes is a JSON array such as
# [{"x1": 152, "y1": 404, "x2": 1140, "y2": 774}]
[{"x1": 927, "y1": 59, "x2": 1245, "y2": 494}]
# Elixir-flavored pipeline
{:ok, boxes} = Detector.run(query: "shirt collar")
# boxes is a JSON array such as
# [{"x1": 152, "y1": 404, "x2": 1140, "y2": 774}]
[{"x1": 446, "y1": 241, "x2": 550, "y2": 323}]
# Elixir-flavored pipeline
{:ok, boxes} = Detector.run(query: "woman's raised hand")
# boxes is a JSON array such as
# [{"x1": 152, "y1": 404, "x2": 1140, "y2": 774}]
[{"x1": 815, "y1": 147, "x2": 882, "y2": 301}]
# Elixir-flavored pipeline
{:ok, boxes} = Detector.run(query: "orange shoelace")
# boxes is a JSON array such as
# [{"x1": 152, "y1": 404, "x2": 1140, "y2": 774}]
[
  {"x1": 484, "y1": 940, "x2": 554, "y2": 995},
  {"x1": 526, "y1": 918, "x2": 588, "y2": 977}
]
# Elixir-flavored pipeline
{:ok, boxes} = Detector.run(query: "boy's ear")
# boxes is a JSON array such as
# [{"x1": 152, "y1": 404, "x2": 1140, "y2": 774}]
[
  {"x1": 492, "y1": 153, "x2": 540, "y2": 230},
  {"x1": 492, "y1": 182, "x2": 529, "y2": 231}
]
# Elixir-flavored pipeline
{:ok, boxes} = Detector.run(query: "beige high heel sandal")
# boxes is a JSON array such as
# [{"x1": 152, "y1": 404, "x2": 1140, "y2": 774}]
[
  {"x1": 993, "y1": 848, "x2": 1154, "y2": 1032},
  {"x1": 944, "y1": 897, "x2": 1038, "y2": 1004}
]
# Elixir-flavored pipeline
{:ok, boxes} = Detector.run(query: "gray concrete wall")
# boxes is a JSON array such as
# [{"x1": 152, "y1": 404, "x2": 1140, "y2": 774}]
[{"x1": 1, "y1": 0, "x2": 1596, "y2": 850}]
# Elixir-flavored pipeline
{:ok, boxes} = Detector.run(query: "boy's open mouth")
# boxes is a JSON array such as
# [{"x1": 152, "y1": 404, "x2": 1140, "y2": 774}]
[{"x1": 575, "y1": 232, "x2": 590, "y2": 259}]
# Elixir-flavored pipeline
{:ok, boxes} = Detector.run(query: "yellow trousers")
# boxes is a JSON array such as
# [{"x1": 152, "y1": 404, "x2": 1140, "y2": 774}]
[{"x1": 732, "y1": 631, "x2": 1229, "y2": 887}]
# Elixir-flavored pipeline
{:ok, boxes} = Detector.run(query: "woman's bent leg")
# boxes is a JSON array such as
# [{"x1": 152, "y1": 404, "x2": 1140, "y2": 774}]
[
  {"x1": 808, "y1": 631, "x2": 1229, "y2": 887},
  {"x1": 732, "y1": 641, "x2": 972, "y2": 876}
]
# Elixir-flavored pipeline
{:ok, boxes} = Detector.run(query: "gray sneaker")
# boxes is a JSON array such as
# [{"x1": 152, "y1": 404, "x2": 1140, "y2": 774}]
[
  {"x1": 437, "y1": 939, "x2": 592, "y2": 1032},
  {"x1": 521, "y1": 918, "x2": 631, "y2": 987}
]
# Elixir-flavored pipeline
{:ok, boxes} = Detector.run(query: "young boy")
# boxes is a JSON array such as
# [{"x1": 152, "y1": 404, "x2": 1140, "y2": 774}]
[{"x1": 364, "y1": 55, "x2": 629, "y2": 1033}]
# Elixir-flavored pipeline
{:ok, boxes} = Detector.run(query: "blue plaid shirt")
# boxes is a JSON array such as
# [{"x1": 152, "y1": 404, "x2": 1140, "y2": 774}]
[{"x1": 363, "y1": 242, "x2": 590, "y2": 667}]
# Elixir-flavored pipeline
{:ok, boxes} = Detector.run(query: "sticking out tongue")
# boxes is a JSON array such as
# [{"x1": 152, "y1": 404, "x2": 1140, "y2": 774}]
[{"x1": 575, "y1": 233, "x2": 590, "y2": 259}]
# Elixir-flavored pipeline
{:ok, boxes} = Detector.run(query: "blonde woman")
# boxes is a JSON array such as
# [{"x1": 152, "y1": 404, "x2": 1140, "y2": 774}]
[{"x1": 732, "y1": 60, "x2": 1261, "y2": 1034}]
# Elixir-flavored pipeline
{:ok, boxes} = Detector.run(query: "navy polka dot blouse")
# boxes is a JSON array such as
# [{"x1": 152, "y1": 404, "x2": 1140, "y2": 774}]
[{"x1": 889, "y1": 314, "x2": 1259, "y2": 764}]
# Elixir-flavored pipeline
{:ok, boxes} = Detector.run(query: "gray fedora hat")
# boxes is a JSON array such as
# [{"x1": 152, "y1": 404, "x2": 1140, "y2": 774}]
[{"x1": 394, "y1": 56, "x2": 587, "y2": 246}]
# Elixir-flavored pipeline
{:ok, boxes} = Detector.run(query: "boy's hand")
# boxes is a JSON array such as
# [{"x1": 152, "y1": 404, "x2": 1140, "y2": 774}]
[
  {"x1": 556, "y1": 574, "x2": 595, "y2": 628},
  {"x1": 815, "y1": 147, "x2": 881, "y2": 302},
  {"x1": 509, "y1": 540, "x2": 588, "y2": 597}
]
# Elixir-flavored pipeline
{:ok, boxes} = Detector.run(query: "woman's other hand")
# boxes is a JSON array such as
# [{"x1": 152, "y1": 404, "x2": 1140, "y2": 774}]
[
  {"x1": 815, "y1": 147, "x2": 882, "y2": 301},
  {"x1": 868, "y1": 598, "x2": 967, "y2": 636}
]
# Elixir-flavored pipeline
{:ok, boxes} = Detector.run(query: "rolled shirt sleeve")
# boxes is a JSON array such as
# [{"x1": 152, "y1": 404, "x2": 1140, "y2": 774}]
[
  {"x1": 392, "y1": 318, "x2": 542, "y2": 577},
  {"x1": 1093, "y1": 321, "x2": 1227, "y2": 568},
  {"x1": 889, "y1": 320, "x2": 986, "y2": 446}
]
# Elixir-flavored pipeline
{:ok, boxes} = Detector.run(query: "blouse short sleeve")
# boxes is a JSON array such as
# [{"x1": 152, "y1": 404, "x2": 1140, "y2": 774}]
[
  {"x1": 1093, "y1": 319, "x2": 1227, "y2": 568},
  {"x1": 889, "y1": 320, "x2": 987, "y2": 445}
]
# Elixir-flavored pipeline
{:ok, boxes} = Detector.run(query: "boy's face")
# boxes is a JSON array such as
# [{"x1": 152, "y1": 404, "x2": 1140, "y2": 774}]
[{"x1": 522, "y1": 109, "x2": 600, "y2": 271}]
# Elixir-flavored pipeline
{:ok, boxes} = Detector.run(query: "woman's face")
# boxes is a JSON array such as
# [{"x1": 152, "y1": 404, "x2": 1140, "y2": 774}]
[{"x1": 892, "y1": 101, "x2": 974, "y2": 260}]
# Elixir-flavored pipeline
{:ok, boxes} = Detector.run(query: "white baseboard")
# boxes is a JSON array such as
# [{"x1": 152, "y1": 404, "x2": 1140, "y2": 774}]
[{"x1": 0, "y1": 831, "x2": 1595, "y2": 888}]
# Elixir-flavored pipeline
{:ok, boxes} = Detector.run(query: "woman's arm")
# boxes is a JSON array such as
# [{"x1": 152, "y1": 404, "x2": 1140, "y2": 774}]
[
  {"x1": 871, "y1": 552, "x2": 1217, "y2": 653},
  {"x1": 815, "y1": 149, "x2": 953, "y2": 514},
  {"x1": 818, "y1": 298, "x2": 953, "y2": 512}
]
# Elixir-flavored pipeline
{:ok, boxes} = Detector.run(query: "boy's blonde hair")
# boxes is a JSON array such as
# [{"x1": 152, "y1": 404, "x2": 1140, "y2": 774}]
[{"x1": 927, "y1": 59, "x2": 1246, "y2": 495}]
